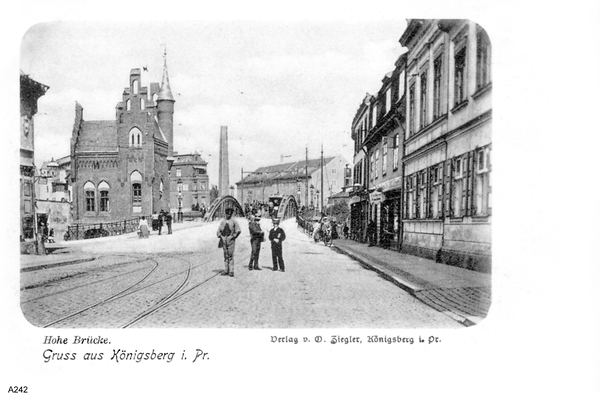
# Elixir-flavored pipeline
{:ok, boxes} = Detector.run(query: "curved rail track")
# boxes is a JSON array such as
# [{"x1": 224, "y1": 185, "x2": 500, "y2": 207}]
[{"x1": 25, "y1": 253, "x2": 224, "y2": 329}]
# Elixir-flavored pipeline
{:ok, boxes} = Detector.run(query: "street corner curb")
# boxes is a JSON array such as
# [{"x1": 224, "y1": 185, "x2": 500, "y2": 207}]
[
  {"x1": 21, "y1": 257, "x2": 97, "y2": 272},
  {"x1": 332, "y1": 245, "x2": 422, "y2": 296}
]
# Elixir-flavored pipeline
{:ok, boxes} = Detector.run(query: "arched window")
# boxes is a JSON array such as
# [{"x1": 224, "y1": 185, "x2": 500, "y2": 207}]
[
  {"x1": 153, "y1": 93, "x2": 158, "y2": 103},
  {"x1": 126, "y1": 99, "x2": 131, "y2": 111},
  {"x1": 159, "y1": 179, "x2": 164, "y2": 199},
  {"x1": 129, "y1": 127, "x2": 142, "y2": 147},
  {"x1": 140, "y1": 98, "x2": 145, "y2": 110},
  {"x1": 84, "y1": 181, "x2": 96, "y2": 212},
  {"x1": 99, "y1": 181, "x2": 110, "y2": 212},
  {"x1": 133, "y1": 80, "x2": 139, "y2": 94},
  {"x1": 131, "y1": 171, "x2": 143, "y2": 213}
]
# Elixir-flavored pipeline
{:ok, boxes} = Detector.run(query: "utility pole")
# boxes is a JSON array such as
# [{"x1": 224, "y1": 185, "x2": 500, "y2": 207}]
[
  {"x1": 305, "y1": 146, "x2": 309, "y2": 209},
  {"x1": 241, "y1": 167, "x2": 244, "y2": 207},
  {"x1": 320, "y1": 143, "x2": 324, "y2": 213}
]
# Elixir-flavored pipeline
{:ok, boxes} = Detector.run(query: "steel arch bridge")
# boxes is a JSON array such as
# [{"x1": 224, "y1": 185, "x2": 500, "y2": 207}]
[
  {"x1": 274, "y1": 195, "x2": 298, "y2": 221},
  {"x1": 203, "y1": 196, "x2": 245, "y2": 221},
  {"x1": 204, "y1": 195, "x2": 299, "y2": 222}
]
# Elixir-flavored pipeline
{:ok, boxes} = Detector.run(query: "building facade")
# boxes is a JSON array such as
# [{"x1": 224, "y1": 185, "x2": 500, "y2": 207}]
[
  {"x1": 70, "y1": 58, "x2": 175, "y2": 224},
  {"x1": 400, "y1": 19, "x2": 492, "y2": 272},
  {"x1": 350, "y1": 54, "x2": 407, "y2": 248},
  {"x1": 170, "y1": 152, "x2": 210, "y2": 213},
  {"x1": 236, "y1": 155, "x2": 349, "y2": 212},
  {"x1": 20, "y1": 71, "x2": 48, "y2": 244}
]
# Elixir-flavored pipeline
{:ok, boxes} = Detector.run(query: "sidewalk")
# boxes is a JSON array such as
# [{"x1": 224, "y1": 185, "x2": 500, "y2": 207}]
[
  {"x1": 332, "y1": 238, "x2": 491, "y2": 327},
  {"x1": 20, "y1": 252, "x2": 97, "y2": 272}
]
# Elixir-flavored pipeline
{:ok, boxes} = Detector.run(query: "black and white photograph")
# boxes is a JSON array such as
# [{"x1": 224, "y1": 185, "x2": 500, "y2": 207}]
[
  {"x1": 19, "y1": 18, "x2": 492, "y2": 330},
  {"x1": 3, "y1": 1, "x2": 600, "y2": 398}
]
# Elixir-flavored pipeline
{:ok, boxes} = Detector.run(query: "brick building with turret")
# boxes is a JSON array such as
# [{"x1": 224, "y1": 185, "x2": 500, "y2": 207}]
[{"x1": 70, "y1": 54, "x2": 176, "y2": 224}]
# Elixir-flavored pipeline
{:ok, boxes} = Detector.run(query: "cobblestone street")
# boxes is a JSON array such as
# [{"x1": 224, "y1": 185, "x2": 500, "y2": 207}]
[{"x1": 21, "y1": 219, "x2": 461, "y2": 328}]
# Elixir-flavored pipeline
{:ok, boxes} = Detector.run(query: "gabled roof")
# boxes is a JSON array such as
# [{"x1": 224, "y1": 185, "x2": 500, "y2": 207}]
[
  {"x1": 238, "y1": 156, "x2": 337, "y2": 185},
  {"x1": 75, "y1": 120, "x2": 118, "y2": 152}
]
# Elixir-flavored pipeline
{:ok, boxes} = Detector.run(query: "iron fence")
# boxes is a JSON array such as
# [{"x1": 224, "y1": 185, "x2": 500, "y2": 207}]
[{"x1": 64, "y1": 215, "x2": 152, "y2": 241}]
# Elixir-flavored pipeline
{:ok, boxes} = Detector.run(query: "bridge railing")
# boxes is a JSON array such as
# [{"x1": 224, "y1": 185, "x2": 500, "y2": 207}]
[{"x1": 64, "y1": 215, "x2": 152, "y2": 241}]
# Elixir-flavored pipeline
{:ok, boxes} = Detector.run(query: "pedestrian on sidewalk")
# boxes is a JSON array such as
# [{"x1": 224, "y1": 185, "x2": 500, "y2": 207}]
[
  {"x1": 166, "y1": 212, "x2": 173, "y2": 234},
  {"x1": 217, "y1": 208, "x2": 241, "y2": 277},
  {"x1": 138, "y1": 216, "x2": 150, "y2": 239},
  {"x1": 343, "y1": 222, "x2": 349, "y2": 239},
  {"x1": 367, "y1": 219, "x2": 377, "y2": 247},
  {"x1": 157, "y1": 210, "x2": 164, "y2": 235},
  {"x1": 269, "y1": 218, "x2": 286, "y2": 272},
  {"x1": 248, "y1": 213, "x2": 264, "y2": 270}
]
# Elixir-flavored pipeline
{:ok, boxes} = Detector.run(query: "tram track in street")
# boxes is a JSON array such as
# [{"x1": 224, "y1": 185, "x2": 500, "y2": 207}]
[{"x1": 39, "y1": 254, "x2": 220, "y2": 328}]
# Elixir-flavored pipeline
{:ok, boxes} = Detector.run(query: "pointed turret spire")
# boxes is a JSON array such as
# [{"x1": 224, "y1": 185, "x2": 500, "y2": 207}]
[{"x1": 157, "y1": 46, "x2": 175, "y2": 101}]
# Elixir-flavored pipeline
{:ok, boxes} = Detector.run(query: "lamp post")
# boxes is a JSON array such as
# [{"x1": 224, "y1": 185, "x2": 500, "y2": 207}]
[{"x1": 310, "y1": 184, "x2": 314, "y2": 208}]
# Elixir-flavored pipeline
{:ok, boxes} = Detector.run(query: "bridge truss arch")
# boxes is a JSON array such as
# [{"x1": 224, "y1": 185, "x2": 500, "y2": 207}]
[
  {"x1": 275, "y1": 195, "x2": 298, "y2": 221},
  {"x1": 204, "y1": 196, "x2": 245, "y2": 221}
]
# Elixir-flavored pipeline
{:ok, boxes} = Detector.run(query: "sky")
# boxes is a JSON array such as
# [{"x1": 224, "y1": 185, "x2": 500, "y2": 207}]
[{"x1": 21, "y1": 20, "x2": 407, "y2": 188}]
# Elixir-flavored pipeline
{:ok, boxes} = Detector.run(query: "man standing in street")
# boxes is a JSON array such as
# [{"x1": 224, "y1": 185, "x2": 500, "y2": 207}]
[
  {"x1": 269, "y1": 218, "x2": 286, "y2": 272},
  {"x1": 166, "y1": 212, "x2": 173, "y2": 235},
  {"x1": 217, "y1": 208, "x2": 241, "y2": 277},
  {"x1": 157, "y1": 210, "x2": 164, "y2": 235},
  {"x1": 248, "y1": 214, "x2": 264, "y2": 271}
]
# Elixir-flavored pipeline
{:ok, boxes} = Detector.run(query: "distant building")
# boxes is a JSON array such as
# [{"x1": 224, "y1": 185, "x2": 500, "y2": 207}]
[
  {"x1": 236, "y1": 155, "x2": 350, "y2": 212},
  {"x1": 35, "y1": 156, "x2": 72, "y2": 242},
  {"x1": 37, "y1": 157, "x2": 71, "y2": 202},
  {"x1": 20, "y1": 71, "x2": 48, "y2": 245},
  {"x1": 170, "y1": 152, "x2": 210, "y2": 213}
]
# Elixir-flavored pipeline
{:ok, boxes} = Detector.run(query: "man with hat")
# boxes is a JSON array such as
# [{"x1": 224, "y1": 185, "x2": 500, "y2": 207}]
[
  {"x1": 248, "y1": 213, "x2": 264, "y2": 270},
  {"x1": 217, "y1": 208, "x2": 241, "y2": 277},
  {"x1": 268, "y1": 218, "x2": 287, "y2": 272}
]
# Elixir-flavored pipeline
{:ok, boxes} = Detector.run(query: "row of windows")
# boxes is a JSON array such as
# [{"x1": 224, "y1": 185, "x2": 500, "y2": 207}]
[
  {"x1": 408, "y1": 27, "x2": 491, "y2": 137},
  {"x1": 405, "y1": 146, "x2": 491, "y2": 220},
  {"x1": 367, "y1": 134, "x2": 401, "y2": 181},
  {"x1": 82, "y1": 171, "x2": 157, "y2": 214}
]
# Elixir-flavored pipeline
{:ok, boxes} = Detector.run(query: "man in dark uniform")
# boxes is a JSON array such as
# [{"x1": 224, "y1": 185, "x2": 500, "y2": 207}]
[
  {"x1": 166, "y1": 212, "x2": 173, "y2": 234},
  {"x1": 158, "y1": 210, "x2": 164, "y2": 235},
  {"x1": 248, "y1": 214, "x2": 264, "y2": 270},
  {"x1": 269, "y1": 218, "x2": 286, "y2": 272}
]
